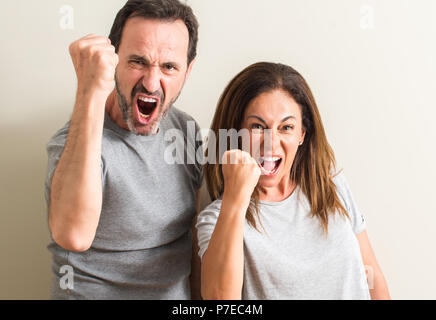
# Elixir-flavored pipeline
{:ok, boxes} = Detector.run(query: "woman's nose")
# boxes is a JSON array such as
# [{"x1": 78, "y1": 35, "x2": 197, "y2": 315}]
[{"x1": 262, "y1": 129, "x2": 280, "y2": 154}]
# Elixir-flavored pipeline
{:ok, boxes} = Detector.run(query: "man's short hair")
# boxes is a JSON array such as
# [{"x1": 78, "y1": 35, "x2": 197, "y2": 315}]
[{"x1": 109, "y1": 0, "x2": 199, "y2": 65}]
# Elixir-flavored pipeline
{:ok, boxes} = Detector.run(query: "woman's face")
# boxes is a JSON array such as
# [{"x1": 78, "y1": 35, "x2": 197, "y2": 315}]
[{"x1": 241, "y1": 89, "x2": 306, "y2": 189}]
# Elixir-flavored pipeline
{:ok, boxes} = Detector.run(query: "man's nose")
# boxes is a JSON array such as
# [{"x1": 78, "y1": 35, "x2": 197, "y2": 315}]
[{"x1": 141, "y1": 65, "x2": 162, "y2": 94}]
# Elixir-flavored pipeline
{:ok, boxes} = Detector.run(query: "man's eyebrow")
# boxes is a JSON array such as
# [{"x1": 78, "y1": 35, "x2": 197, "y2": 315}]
[
  {"x1": 128, "y1": 54, "x2": 149, "y2": 62},
  {"x1": 128, "y1": 54, "x2": 181, "y2": 68}
]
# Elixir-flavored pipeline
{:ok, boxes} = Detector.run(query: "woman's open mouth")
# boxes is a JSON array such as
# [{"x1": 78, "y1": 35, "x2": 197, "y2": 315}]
[
  {"x1": 258, "y1": 156, "x2": 282, "y2": 176},
  {"x1": 136, "y1": 95, "x2": 160, "y2": 124}
]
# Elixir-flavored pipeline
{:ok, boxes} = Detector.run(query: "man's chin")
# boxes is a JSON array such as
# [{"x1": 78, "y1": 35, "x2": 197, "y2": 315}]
[
  {"x1": 130, "y1": 121, "x2": 160, "y2": 136},
  {"x1": 125, "y1": 101, "x2": 171, "y2": 136}
]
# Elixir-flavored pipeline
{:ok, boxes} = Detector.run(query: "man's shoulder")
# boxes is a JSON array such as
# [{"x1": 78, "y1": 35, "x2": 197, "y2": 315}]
[
  {"x1": 169, "y1": 105, "x2": 196, "y2": 121},
  {"x1": 46, "y1": 121, "x2": 71, "y2": 148},
  {"x1": 166, "y1": 106, "x2": 199, "y2": 130}
]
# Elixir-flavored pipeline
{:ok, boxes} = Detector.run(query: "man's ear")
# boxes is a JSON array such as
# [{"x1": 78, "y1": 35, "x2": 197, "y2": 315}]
[{"x1": 185, "y1": 58, "x2": 196, "y2": 79}]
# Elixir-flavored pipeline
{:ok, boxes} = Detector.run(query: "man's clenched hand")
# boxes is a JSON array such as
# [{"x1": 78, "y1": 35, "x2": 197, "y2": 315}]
[{"x1": 69, "y1": 34, "x2": 119, "y2": 99}]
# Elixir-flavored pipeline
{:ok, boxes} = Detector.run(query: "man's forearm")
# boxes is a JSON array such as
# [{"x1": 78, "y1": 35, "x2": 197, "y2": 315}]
[{"x1": 49, "y1": 91, "x2": 106, "y2": 252}]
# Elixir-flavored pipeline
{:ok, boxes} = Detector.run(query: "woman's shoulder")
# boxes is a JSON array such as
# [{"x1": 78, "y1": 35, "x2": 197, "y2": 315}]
[
  {"x1": 196, "y1": 199, "x2": 223, "y2": 234},
  {"x1": 199, "y1": 198, "x2": 223, "y2": 217},
  {"x1": 331, "y1": 169, "x2": 366, "y2": 233},
  {"x1": 331, "y1": 170, "x2": 347, "y2": 187},
  {"x1": 331, "y1": 170, "x2": 353, "y2": 210}
]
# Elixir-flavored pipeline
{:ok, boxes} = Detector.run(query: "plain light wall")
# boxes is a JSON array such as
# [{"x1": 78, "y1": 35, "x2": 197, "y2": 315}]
[{"x1": 1, "y1": 0, "x2": 435, "y2": 299}]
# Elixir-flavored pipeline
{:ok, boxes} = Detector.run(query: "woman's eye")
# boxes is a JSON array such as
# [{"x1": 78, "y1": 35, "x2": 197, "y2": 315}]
[
  {"x1": 250, "y1": 123, "x2": 264, "y2": 130},
  {"x1": 282, "y1": 125, "x2": 294, "y2": 131}
]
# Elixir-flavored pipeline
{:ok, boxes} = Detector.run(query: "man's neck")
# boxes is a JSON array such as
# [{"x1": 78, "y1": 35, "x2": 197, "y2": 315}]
[{"x1": 105, "y1": 90, "x2": 129, "y2": 131}]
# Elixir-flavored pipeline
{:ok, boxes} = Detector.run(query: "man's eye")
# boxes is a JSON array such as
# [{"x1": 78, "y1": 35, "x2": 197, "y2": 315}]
[
  {"x1": 131, "y1": 60, "x2": 145, "y2": 65},
  {"x1": 164, "y1": 64, "x2": 175, "y2": 71}
]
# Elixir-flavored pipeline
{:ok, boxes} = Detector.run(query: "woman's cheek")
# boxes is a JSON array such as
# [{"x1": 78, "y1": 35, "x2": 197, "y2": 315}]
[{"x1": 283, "y1": 140, "x2": 299, "y2": 167}]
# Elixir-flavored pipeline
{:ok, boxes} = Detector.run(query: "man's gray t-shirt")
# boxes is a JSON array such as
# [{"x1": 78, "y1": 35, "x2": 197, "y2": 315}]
[
  {"x1": 45, "y1": 107, "x2": 202, "y2": 299},
  {"x1": 196, "y1": 172, "x2": 370, "y2": 300}
]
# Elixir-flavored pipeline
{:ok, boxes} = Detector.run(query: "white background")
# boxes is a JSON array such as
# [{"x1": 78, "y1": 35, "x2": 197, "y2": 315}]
[{"x1": 0, "y1": 0, "x2": 435, "y2": 299}]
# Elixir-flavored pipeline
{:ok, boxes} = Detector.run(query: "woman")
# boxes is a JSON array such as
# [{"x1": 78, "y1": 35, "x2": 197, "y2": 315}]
[{"x1": 196, "y1": 62, "x2": 390, "y2": 300}]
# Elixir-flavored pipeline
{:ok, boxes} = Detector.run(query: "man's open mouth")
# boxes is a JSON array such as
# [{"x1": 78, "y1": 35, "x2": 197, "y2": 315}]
[
  {"x1": 136, "y1": 95, "x2": 159, "y2": 124},
  {"x1": 258, "y1": 156, "x2": 282, "y2": 176}
]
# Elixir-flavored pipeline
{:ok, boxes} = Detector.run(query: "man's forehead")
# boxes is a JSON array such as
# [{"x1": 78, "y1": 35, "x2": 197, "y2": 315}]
[{"x1": 120, "y1": 17, "x2": 189, "y2": 58}]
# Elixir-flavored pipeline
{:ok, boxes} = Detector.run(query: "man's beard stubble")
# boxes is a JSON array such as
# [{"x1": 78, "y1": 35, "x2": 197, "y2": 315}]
[{"x1": 114, "y1": 75, "x2": 178, "y2": 136}]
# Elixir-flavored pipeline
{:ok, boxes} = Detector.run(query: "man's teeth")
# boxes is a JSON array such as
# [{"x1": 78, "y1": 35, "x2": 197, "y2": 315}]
[
  {"x1": 138, "y1": 96, "x2": 157, "y2": 103},
  {"x1": 138, "y1": 96, "x2": 157, "y2": 119}
]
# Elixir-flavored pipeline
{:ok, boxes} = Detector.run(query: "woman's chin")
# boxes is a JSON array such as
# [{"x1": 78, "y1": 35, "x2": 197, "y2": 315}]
[
  {"x1": 258, "y1": 175, "x2": 281, "y2": 189},
  {"x1": 257, "y1": 170, "x2": 292, "y2": 190}
]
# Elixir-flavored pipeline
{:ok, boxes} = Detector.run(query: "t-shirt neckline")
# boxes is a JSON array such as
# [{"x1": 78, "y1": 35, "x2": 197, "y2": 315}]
[
  {"x1": 104, "y1": 112, "x2": 163, "y2": 142},
  {"x1": 258, "y1": 185, "x2": 300, "y2": 207}
]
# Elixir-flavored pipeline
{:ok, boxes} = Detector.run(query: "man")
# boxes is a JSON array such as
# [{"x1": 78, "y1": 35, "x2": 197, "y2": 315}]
[{"x1": 45, "y1": 0, "x2": 202, "y2": 299}]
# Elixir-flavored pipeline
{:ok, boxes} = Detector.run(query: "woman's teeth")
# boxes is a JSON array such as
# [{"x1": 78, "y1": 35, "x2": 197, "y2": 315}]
[
  {"x1": 259, "y1": 156, "x2": 281, "y2": 162},
  {"x1": 258, "y1": 156, "x2": 281, "y2": 175}
]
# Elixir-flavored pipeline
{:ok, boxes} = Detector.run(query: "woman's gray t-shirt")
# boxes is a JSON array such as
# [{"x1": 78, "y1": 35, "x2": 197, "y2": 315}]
[{"x1": 196, "y1": 172, "x2": 370, "y2": 300}]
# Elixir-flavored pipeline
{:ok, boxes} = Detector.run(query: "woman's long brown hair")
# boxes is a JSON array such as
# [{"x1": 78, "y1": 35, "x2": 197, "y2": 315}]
[{"x1": 204, "y1": 62, "x2": 349, "y2": 234}]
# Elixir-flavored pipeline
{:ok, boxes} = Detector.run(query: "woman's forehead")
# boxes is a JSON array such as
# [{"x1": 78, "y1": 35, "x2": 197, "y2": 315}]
[{"x1": 244, "y1": 89, "x2": 302, "y2": 121}]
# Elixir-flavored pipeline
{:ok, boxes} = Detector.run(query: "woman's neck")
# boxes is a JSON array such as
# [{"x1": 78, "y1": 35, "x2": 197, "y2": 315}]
[{"x1": 258, "y1": 177, "x2": 296, "y2": 202}]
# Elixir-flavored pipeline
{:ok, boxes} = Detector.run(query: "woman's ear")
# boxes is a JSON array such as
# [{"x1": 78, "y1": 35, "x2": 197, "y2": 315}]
[{"x1": 300, "y1": 129, "x2": 306, "y2": 145}]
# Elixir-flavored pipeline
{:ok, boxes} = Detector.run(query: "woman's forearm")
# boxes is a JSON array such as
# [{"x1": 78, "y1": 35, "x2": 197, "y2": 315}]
[
  {"x1": 369, "y1": 269, "x2": 391, "y2": 300},
  {"x1": 201, "y1": 191, "x2": 250, "y2": 299}
]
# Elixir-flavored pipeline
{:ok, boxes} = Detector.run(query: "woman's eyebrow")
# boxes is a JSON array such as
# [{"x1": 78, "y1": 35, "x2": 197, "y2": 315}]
[
  {"x1": 281, "y1": 115, "x2": 296, "y2": 122},
  {"x1": 247, "y1": 115, "x2": 267, "y2": 125},
  {"x1": 247, "y1": 115, "x2": 296, "y2": 124}
]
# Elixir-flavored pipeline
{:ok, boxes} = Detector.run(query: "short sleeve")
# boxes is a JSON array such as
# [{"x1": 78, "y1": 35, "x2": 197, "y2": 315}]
[
  {"x1": 193, "y1": 121, "x2": 204, "y2": 190},
  {"x1": 333, "y1": 171, "x2": 366, "y2": 234},
  {"x1": 44, "y1": 132, "x2": 68, "y2": 211},
  {"x1": 195, "y1": 200, "x2": 222, "y2": 260},
  {"x1": 181, "y1": 115, "x2": 203, "y2": 191},
  {"x1": 44, "y1": 126, "x2": 105, "y2": 216}
]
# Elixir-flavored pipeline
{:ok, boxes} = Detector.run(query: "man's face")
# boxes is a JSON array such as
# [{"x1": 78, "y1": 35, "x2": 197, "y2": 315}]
[{"x1": 115, "y1": 17, "x2": 194, "y2": 135}]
